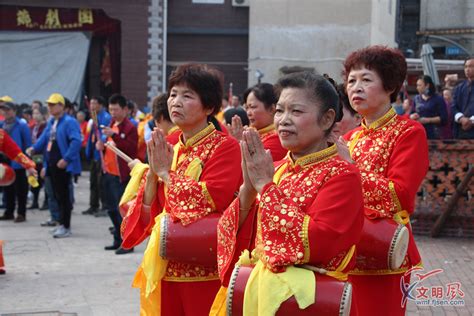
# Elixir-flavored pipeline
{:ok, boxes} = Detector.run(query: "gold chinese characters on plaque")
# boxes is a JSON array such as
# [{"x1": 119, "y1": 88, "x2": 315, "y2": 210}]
[{"x1": 16, "y1": 8, "x2": 94, "y2": 29}]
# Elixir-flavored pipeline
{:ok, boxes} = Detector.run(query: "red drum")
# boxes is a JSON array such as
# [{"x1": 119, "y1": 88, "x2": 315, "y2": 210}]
[
  {"x1": 355, "y1": 217, "x2": 409, "y2": 271},
  {"x1": 227, "y1": 264, "x2": 352, "y2": 316},
  {"x1": 0, "y1": 163, "x2": 15, "y2": 186},
  {"x1": 159, "y1": 212, "x2": 220, "y2": 266}
]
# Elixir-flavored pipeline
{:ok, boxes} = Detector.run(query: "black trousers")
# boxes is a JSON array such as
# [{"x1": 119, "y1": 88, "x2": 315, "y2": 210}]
[
  {"x1": 89, "y1": 159, "x2": 107, "y2": 210},
  {"x1": 103, "y1": 173, "x2": 126, "y2": 245},
  {"x1": 48, "y1": 165, "x2": 72, "y2": 229},
  {"x1": 4, "y1": 169, "x2": 28, "y2": 217}
]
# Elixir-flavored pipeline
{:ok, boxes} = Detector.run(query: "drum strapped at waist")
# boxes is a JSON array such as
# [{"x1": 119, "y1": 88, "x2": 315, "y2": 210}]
[
  {"x1": 226, "y1": 263, "x2": 353, "y2": 316},
  {"x1": 353, "y1": 210, "x2": 411, "y2": 272},
  {"x1": 159, "y1": 212, "x2": 220, "y2": 266}
]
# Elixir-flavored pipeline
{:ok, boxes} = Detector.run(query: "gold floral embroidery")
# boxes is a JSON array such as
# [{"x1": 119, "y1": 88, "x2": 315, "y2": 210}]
[
  {"x1": 291, "y1": 144, "x2": 337, "y2": 168},
  {"x1": 201, "y1": 182, "x2": 217, "y2": 210},
  {"x1": 302, "y1": 215, "x2": 310, "y2": 263},
  {"x1": 181, "y1": 123, "x2": 215, "y2": 148},
  {"x1": 361, "y1": 107, "x2": 397, "y2": 130},
  {"x1": 164, "y1": 261, "x2": 219, "y2": 281},
  {"x1": 14, "y1": 153, "x2": 35, "y2": 169},
  {"x1": 257, "y1": 152, "x2": 353, "y2": 272},
  {"x1": 350, "y1": 115, "x2": 415, "y2": 218},
  {"x1": 162, "y1": 124, "x2": 228, "y2": 280},
  {"x1": 217, "y1": 198, "x2": 239, "y2": 279},
  {"x1": 389, "y1": 181, "x2": 402, "y2": 213}
]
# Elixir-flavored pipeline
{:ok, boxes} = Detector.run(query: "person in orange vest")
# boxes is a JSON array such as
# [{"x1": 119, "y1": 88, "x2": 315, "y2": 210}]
[{"x1": 96, "y1": 94, "x2": 138, "y2": 254}]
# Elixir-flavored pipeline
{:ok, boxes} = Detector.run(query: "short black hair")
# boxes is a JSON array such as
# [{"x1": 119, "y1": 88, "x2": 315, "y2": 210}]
[
  {"x1": 152, "y1": 93, "x2": 171, "y2": 123},
  {"x1": 168, "y1": 63, "x2": 224, "y2": 116},
  {"x1": 31, "y1": 100, "x2": 43, "y2": 108},
  {"x1": 275, "y1": 71, "x2": 341, "y2": 135},
  {"x1": 127, "y1": 100, "x2": 136, "y2": 110},
  {"x1": 418, "y1": 75, "x2": 436, "y2": 96},
  {"x1": 224, "y1": 107, "x2": 250, "y2": 126},
  {"x1": 244, "y1": 83, "x2": 278, "y2": 110},
  {"x1": 34, "y1": 106, "x2": 48, "y2": 117},
  {"x1": 91, "y1": 96, "x2": 106, "y2": 106},
  {"x1": 108, "y1": 94, "x2": 127, "y2": 108}
]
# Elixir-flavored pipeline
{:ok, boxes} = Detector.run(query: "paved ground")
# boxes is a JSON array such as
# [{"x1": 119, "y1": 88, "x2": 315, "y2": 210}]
[{"x1": 0, "y1": 173, "x2": 472, "y2": 315}]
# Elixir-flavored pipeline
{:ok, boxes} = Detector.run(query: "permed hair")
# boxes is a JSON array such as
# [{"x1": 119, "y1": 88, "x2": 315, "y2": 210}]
[
  {"x1": 167, "y1": 63, "x2": 224, "y2": 116},
  {"x1": 342, "y1": 45, "x2": 407, "y2": 103}
]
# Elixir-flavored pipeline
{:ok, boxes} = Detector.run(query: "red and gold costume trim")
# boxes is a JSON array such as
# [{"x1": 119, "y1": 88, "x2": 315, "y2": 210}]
[
  {"x1": 126, "y1": 123, "x2": 242, "y2": 282},
  {"x1": 0, "y1": 129, "x2": 35, "y2": 170},
  {"x1": 345, "y1": 107, "x2": 429, "y2": 274},
  {"x1": 217, "y1": 144, "x2": 364, "y2": 285}
]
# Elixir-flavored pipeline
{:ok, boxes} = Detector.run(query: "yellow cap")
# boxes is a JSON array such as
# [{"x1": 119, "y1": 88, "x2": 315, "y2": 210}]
[
  {"x1": 0, "y1": 95, "x2": 13, "y2": 102},
  {"x1": 46, "y1": 93, "x2": 65, "y2": 105}
]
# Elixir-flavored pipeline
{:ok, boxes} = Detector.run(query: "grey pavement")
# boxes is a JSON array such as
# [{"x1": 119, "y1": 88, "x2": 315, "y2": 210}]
[
  {"x1": 0, "y1": 172, "x2": 472, "y2": 315},
  {"x1": 0, "y1": 173, "x2": 144, "y2": 315}
]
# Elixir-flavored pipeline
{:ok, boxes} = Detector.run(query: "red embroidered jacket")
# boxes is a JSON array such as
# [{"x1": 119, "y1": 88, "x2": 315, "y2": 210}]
[
  {"x1": 217, "y1": 144, "x2": 364, "y2": 285},
  {"x1": 344, "y1": 108, "x2": 429, "y2": 272},
  {"x1": 122, "y1": 124, "x2": 242, "y2": 281}
]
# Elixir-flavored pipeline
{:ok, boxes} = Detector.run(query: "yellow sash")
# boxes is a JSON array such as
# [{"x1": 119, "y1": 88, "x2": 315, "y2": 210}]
[
  {"x1": 119, "y1": 161, "x2": 149, "y2": 207},
  {"x1": 133, "y1": 142, "x2": 205, "y2": 316}
]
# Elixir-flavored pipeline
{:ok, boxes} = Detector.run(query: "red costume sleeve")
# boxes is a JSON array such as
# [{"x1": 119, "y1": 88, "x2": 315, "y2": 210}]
[
  {"x1": 358, "y1": 125, "x2": 428, "y2": 218},
  {"x1": 306, "y1": 171, "x2": 364, "y2": 267},
  {"x1": 0, "y1": 130, "x2": 35, "y2": 169},
  {"x1": 122, "y1": 135, "x2": 242, "y2": 248},
  {"x1": 165, "y1": 128, "x2": 181, "y2": 146},
  {"x1": 121, "y1": 174, "x2": 167, "y2": 249},
  {"x1": 258, "y1": 169, "x2": 364, "y2": 272},
  {"x1": 217, "y1": 197, "x2": 258, "y2": 285},
  {"x1": 167, "y1": 137, "x2": 242, "y2": 225},
  {"x1": 262, "y1": 133, "x2": 287, "y2": 162}
]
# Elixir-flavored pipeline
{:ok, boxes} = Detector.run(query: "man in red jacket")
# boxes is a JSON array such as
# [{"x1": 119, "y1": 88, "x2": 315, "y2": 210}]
[{"x1": 96, "y1": 94, "x2": 138, "y2": 255}]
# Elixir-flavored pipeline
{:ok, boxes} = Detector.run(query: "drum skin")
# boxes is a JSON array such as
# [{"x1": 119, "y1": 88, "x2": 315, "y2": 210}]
[
  {"x1": 355, "y1": 217, "x2": 409, "y2": 270},
  {"x1": 227, "y1": 265, "x2": 352, "y2": 316},
  {"x1": 0, "y1": 163, "x2": 15, "y2": 186},
  {"x1": 160, "y1": 212, "x2": 220, "y2": 266}
]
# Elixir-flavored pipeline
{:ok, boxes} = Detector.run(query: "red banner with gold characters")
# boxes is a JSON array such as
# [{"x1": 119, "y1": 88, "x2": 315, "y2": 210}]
[
  {"x1": 0, "y1": 4, "x2": 122, "y2": 94},
  {"x1": 0, "y1": 5, "x2": 119, "y2": 36},
  {"x1": 16, "y1": 7, "x2": 93, "y2": 30}
]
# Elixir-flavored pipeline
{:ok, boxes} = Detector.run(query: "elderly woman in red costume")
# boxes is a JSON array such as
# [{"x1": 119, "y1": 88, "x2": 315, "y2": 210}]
[
  {"x1": 337, "y1": 46, "x2": 429, "y2": 315},
  {"x1": 228, "y1": 83, "x2": 287, "y2": 161},
  {"x1": 122, "y1": 64, "x2": 242, "y2": 316},
  {"x1": 213, "y1": 72, "x2": 364, "y2": 315}
]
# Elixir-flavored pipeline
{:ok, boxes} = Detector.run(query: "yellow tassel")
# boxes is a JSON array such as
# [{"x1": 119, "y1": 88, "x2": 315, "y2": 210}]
[
  {"x1": 393, "y1": 210, "x2": 410, "y2": 225},
  {"x1": 119, "y1": 162, "x2": 149, "y2": 207},
  {"x1": 209, "y1": 286, "x2": 228, "y2": 316}
]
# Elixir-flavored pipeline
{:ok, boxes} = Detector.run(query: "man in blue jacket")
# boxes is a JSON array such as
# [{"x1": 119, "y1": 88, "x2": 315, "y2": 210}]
[
  {"x1": 0, "y1": 102, "x2": 32, "y2": 222},
  {"x1": 27, "y1": 93, "x2": 82, "y2": 238},
  {"x1": 452, "y1": 57, "x2": 474, "y2": 139}
]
